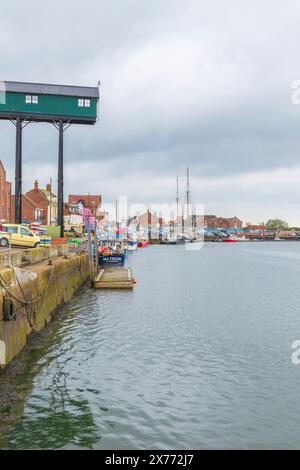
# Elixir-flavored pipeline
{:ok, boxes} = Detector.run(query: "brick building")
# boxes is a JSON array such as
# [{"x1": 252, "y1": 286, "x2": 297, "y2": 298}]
[
  {"x1": 11, "y1": 194, "x2": 42, "y2": 224},
  {"x1": 204, "y1": 215, "x2": 243, "y2": 229},
  {"x1": 135, "y1": 211, "x2": 161, "y2": 227},
  {"x1": 0, "y1": 161, "x2": 12, "y2": 222},
  {"x1": 25, "y1": 180, "x2": 50, "y2": 225},
  {"x1": 68, "y1": 194, "x2": 101, "y2": 217}
]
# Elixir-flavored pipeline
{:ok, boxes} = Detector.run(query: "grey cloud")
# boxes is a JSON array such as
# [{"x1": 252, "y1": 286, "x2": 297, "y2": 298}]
[{"x1": 1, "y1": 0, "x2": 300, "y2": 223}]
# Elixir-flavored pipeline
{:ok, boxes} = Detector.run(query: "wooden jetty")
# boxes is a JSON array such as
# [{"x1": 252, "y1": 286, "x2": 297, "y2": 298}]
[{"x1": 93, "y1": 267, "x2": 135, "y2": 289}]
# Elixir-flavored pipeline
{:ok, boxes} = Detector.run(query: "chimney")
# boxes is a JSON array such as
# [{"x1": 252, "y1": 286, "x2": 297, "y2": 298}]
[
  {"x1": 46, "y1": 183, "x2": 51, "y2": 192},
  {"x1": 34, "y1": 180, "x2": 38, "y2": 192}
]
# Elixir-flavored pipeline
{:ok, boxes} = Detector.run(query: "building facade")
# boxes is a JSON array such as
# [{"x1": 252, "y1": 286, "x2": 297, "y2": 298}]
[
  {"x1": 0, "y1": 160, "x2": 12, "y2": 222},
  {"x1": 68, "y1": 195, "x2": 101, "y2": 218},
  {"x1": 10, "y1": 194, "x2": 42, "y2": 224},
  {"x1": 25, "y1": 180, "x2": 56, "y2": 225},
  {"x1": 204, "y1": 215, "x2": 243, "y2": 229}
]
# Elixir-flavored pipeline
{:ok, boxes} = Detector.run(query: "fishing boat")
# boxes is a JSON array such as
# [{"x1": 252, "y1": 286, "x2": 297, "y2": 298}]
[
  {"x1": 222, "y1": 235, "x2": 249, "y2": 243},
  {"x1": 161, "y1": 234, "x2": 177, "y2": 245},
  {"x1": 138, "y1": 240, "x2": 149, "y2": 248},
  {"x1": 128, "y1": 240, "x2": 138, "y2": 251},
  {"x1": 98, "y1": 239, "x2": 127, "y2": 266}
]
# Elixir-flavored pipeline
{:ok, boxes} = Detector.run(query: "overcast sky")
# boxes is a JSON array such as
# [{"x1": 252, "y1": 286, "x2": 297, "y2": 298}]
[{"x1": 1, "y1": 0, "x2": 300, "y2": 224}]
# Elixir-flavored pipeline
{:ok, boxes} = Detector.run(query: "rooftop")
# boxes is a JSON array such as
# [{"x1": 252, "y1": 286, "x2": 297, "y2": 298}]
[{"x1": 0, "y1": 80, "x2": 100, "y2": 99}]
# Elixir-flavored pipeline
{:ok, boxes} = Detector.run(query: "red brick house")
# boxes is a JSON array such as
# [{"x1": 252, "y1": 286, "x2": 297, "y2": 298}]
[
  {"x1": 68, "y1": 194, "x2": 101, "y2": 217},
  {"x1": 10, "y1": 194, "x2": 43, "y2": 224},
  {"x1": 204, "y1": 215, "x2": 243, "y2": 229},
  {"x1": 0, "y1": 161, "x2": 12, "y2": 222},
  {"x1": 25, "y1": 180, "x2": 49, "y2": 225}
]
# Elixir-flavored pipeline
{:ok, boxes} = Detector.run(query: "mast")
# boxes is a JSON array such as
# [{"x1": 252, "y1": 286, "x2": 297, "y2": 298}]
[
  {"x1": 185, "y1": 166, "x2": 190, "y2": 221},
  {"x1": 176, "y1": 176, "x2": 179, "y2": 221}
]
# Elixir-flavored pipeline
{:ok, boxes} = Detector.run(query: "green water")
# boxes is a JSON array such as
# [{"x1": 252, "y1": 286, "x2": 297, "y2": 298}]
[{"x1": 1, "y1": 243, "x2": 300, "y2": 449}]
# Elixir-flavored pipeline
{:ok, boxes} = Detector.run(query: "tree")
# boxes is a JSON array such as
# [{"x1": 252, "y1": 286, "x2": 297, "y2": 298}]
[{"x1": 265, "y1": 219, "x2": 289, "y2": 230}]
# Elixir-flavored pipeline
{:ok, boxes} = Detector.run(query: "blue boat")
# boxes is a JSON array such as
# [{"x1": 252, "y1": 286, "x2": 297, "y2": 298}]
[{"x1": 98, "y1": 238, "x2": 127, "y2": 266}]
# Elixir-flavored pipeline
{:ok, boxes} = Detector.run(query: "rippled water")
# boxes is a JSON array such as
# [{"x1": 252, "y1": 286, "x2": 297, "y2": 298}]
[{"x1": 1, "y1": 242, "x2": 300, "y2": 449}]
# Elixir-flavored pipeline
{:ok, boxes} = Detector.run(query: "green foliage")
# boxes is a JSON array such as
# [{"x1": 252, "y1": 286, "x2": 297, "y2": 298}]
[{"x1": 265, "y1": 219, "x2": 289, "y2": 230}]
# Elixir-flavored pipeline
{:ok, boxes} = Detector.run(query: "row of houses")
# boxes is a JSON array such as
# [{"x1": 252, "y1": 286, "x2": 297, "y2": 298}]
[
  {"x1": 0, "y1": 160, "x2": 243, "y2": 230},
  {"x1": 134, "y1": 212, "x2": 243, "y2": 229},
  {"x1": 0, "y1": 161, "x2": 102, "y2": 229}
]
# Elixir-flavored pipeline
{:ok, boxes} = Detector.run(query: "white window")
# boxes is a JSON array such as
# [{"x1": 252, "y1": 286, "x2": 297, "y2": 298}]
[
  {"x1": 25, "y1": 95, "x2": 39, "y2": 104},
  {"x1": 78, "y1": 98, "x2": 91, "y2": 108}
]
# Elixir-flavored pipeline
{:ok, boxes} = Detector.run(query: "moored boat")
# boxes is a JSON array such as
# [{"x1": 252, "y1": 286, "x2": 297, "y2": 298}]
[
  {"x1": 138, "y1": 240, "x2": 149, "y2": 248},
  {"x1": 128, "y1": 240, "x2": 138, "y2": 251},
  {"x1": 98, "y1": 239, "x2": 127, "y2": 266}
]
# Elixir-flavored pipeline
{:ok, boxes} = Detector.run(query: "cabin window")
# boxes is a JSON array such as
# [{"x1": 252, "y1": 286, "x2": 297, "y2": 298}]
[
  {"x1": 78, "y1": 98, "x2": 91, "y2": 108},
  {"x1": 25, "y1": 95, "x2": 39, "y2": 104}
]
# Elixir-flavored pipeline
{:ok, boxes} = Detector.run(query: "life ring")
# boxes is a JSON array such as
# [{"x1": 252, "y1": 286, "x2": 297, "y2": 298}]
[{"x1": 3, "y1": 298, "x2": 16, "y2": 321}]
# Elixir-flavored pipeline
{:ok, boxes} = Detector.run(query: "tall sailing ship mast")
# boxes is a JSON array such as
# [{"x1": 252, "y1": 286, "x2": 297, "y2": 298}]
[
  {"x1": 176, "y1": 176, "x2": 179, "y2": 221},
  {"x1": 185, "y1": 166, "x2": 191, "y2": 222}
]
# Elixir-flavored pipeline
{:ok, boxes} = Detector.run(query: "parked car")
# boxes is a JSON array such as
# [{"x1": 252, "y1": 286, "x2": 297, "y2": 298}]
[{"x1": 0, "y1": 224, "x2": 41, "y2": 248}]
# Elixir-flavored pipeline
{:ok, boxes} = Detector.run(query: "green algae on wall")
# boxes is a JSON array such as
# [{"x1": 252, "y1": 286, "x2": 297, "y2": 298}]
[{"x1": 0, "y1": 254, "x2": 90, "y2": 367}]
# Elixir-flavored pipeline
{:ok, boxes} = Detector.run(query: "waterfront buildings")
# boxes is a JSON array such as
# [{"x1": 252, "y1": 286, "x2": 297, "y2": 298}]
[
  {"x1": 68, "y1": 194, "x2": 101, "y2": 218},
  {"x1": 64, "y1": 203, "x2": 84, "y2": 234},
  {"x1": 204, "y1": 215, "x2": 243, "y2": 229},
  {"x1": 25, "y1": 180, "x2": 51, "y2": 225},
  {"x1": 0, "y1": 160, "x2": 12, "y2": 223},
  {"x1": 10, "y1": 194, "x2": 42, "y2": 224}
]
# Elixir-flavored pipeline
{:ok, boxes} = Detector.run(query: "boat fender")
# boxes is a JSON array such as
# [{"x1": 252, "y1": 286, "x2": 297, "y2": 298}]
[{"x1": 3, "y1": 298, "x2": 17, "y2": 321}]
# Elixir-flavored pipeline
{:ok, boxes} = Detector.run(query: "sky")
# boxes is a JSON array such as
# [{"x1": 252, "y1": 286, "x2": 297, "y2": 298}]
[{"x1": 1, "y1": 0, "x2": 300, "y2": 224}]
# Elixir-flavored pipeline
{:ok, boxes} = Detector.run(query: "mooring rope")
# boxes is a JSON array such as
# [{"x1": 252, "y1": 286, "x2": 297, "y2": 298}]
[{"x1": 0, "y1": 265, "x2": 56, "y2": 306}]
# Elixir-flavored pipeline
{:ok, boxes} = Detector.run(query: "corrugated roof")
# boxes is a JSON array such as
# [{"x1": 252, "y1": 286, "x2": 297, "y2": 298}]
[{"x1": 0, "y1": 81, "x2": 99, "y2": 98}]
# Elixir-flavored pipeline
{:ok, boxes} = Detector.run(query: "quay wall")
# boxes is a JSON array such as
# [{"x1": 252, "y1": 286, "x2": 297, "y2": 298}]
[{"x1": 0, "y1": 252, "x2": 90, "y2": 368}]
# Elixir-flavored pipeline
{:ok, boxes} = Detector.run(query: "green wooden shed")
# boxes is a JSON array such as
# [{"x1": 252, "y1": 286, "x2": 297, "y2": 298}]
[{"x1": 0, "y1": 81, "x2": 99, "y2": 124}]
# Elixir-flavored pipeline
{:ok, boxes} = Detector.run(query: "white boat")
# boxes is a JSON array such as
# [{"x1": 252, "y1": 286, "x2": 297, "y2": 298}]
[{"x1": 128, "y1": 240, "x2": 138, "y2": 251}]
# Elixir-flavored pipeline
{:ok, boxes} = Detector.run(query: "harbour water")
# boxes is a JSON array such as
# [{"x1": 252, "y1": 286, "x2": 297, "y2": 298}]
[{"x1": 1, "y1": 242, "x2": 300, "y2": 449}]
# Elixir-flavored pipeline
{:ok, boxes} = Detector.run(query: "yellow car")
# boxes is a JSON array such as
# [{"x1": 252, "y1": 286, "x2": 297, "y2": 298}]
[{"x1": 0, "y1": 224, "x2": 41, "y2": 248}]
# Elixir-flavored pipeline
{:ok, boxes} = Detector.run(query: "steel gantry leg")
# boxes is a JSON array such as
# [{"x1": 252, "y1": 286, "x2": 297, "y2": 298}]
[
  {"x1": 57, "y1": 120, "x2": 64, "y2": 238},
  {"x1": 15, "y1": 117, "x2": 23, "y2": 224}
]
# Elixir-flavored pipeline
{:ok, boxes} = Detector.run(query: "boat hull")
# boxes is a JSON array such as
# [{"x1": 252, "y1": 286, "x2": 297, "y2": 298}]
[
  {"x1": 128, "y1": 241, "x2": 138, "y2": 251},
  {"x1": 138, "y1": 241, "x2": 149, "y2": 248}
]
